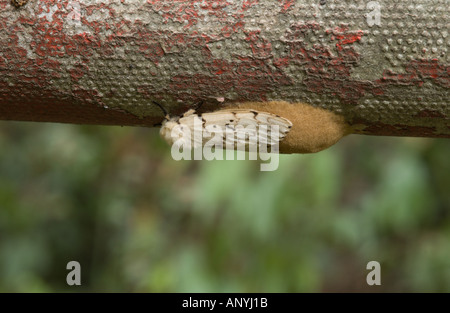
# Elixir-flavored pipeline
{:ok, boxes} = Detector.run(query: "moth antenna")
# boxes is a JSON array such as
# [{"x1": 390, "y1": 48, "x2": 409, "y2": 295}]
[{"x1": 152, "y1": 101, "x2": 170, "y2": 120}]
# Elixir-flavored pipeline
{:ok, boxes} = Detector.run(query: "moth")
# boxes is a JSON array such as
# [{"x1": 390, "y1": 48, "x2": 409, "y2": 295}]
[{"x1": 153, "y1": 102, "x2": 293, "y2": 150}]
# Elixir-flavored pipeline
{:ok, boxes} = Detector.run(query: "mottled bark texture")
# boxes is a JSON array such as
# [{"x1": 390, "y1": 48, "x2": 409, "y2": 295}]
[{"x1": 0, "y1": 0, "x2": 448, "y2": 138}]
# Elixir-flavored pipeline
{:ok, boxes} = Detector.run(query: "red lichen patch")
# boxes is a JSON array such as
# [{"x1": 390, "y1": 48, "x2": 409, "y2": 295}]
[
  {"x1": 278, "y1": 0, "x2": 295, "y2": 13},
  {"x1": 132, "y1": 27, "x2": 218, "y2": 64},
  {"x1": 144, "y1": 0, "x2": 258, "y2": 32},
  {"x1": 242, "y1": 0, "x2": 259, "y2": 11},
  {"x1": 410, "y1": 59, "x2": 450, "y2": 88},
  {"x1": 134, "y1": 32, "x2": 166, "y2": 64},
  {"x1": 69, "y1": 63, "x2": 89, "y2": 82},
  {"x1": 134, "y1": 25, "x2": 292, "y2": 102},
  {"x1": 244, "y1": 30, "x2": 272, "y2": 59},
  {"x1": 278, "y1": 22, "x2": 368, "y2": 103},
  {"x1": 376, "y1": 59, "x2": 450, "y2": 89},
  {"x1": 279, "y1": 22, "x2": 448, "y2": 105},
  {"x1": 138, "y1": 55, "x2": 292, "y2": 103},
  {"x1": 147, "y1": 0, "x2": 234, "y2": 29},
  {"x1": 283, "y1": 22, "x2": 359, "y2": 78},
  {"x1": 1, "y1": 24, "x2": 61, "y2": 87},
  {"x1": 84, "y1": 3, "x2": 116, "y2": 17},
  {"x1": 174, "y1": 57, "x2": 291, "y2": 102},
  {"x1": 327, "y1": 25, "x2": 363, "y2": 51},
  {"x1": 284, "y1": 20, "x2": 321, "y2": 40},
  {"x1": 375, "y1": 69, "x2": 421, "y2": 86},
  {"x1": 64, "y1": 33, "x2": 101, "y2": 58}
]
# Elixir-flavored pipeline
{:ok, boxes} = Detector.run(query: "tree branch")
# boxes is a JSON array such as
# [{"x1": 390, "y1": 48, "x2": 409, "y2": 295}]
[{"x1": 0, "y1": 0, "x2": 448, "y2": 138}]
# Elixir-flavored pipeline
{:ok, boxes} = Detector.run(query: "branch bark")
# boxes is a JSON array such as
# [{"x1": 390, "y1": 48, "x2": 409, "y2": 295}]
[{"x1": 0, "y1": 0, "x2": 448, "y2": 138}]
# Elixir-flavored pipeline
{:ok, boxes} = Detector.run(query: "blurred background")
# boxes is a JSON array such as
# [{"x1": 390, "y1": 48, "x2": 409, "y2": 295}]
[{"x1": 0, "y1": 121, "x2": 448, "y2": 292}]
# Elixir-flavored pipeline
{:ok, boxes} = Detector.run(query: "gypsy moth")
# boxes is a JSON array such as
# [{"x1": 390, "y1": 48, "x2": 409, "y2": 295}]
[{"x1": 153, "y1": 102, "x2": 293, "y2": 151}]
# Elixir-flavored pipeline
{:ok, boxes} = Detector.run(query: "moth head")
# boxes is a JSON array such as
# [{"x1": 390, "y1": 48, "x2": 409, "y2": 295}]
[
  {"x1": 153, "y1": 101, "x2": 195, "y2": 146},
  {"x1": 159, "y1": 120, "x2": 176, "y2": 145},
  {"x1": 160, "y1": 119, "x2": 194, "y2": 147}
]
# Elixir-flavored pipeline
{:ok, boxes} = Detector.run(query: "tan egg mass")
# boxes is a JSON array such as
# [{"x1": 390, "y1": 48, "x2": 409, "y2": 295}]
[{"x1": 226, "y1": 101, "x2": 352, "y2": 154}]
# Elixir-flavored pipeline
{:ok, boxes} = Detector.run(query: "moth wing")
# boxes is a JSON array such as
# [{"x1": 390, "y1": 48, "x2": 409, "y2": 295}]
[
  {"x1": 179, "y1": 113, "x2": 206, "y2": 148},
  {"x1": 176, "y1": 112, "x2": 199, "y2": 129},
  {"x1": 201, "y1": 109, "x2": 292, "y2": 147}
]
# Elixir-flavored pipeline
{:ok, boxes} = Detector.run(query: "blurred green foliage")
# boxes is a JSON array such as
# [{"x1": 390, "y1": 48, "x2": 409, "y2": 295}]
[{"x1": 0, "y1": 121, "x2": 448, "y2": 292}]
